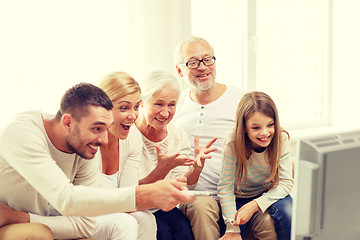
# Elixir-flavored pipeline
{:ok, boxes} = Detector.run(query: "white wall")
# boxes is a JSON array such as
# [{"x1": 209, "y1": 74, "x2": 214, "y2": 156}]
[
  {"x1": 0, "y1": 1, "x2": 137, "y2": 124},
  {"x1": 0, "y1": 0, "x2": 190, "y2": 127}
]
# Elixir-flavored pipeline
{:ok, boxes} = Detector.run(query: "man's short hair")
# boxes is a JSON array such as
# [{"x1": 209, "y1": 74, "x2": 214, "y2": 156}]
[
  {"x1": 174, "y1": 35, "x2": 215, "y2": 65},
  {"x1": 55, "y1": 83, "x2": 113, "y2": 121}
]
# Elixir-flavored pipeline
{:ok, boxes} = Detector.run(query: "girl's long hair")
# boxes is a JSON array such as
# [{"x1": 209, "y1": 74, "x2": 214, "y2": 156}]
[{"x1": 233, "y1": 91, "x2": 283, "y2": 191}]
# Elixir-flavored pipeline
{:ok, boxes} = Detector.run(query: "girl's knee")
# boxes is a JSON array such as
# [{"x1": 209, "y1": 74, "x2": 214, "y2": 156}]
[{"x1": 279, "y1": 196, "x2": 293, "y2": 221}]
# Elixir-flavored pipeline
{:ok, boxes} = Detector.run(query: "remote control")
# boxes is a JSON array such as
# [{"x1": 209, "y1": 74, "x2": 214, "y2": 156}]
[{"x1": 182, "y1": 190, "x2": 216, "y2": 196}]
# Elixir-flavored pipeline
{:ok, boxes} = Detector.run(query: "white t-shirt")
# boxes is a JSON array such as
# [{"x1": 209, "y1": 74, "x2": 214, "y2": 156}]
[{"x1": 172, "y1": 85, "x2": 245, "y2": 194}]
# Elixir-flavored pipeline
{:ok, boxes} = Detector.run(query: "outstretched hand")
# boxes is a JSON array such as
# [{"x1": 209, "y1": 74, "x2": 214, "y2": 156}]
[
  {"x1": 136, "y1": 176, "x2": 195, "y2": 212},
  {"x1": 154, "y1": 144, "x2": 195, "y2": 171},
  {"x1": 193, "y1": 136, "x2": 218, "y2": 169}
]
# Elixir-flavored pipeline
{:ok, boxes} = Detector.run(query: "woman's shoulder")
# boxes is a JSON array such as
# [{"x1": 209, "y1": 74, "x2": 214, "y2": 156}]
[
  {"x1": 167, "y1": 123, "x2": 187, "y2": 136},
  {"x1": 166, "y1": 123, "x2": 190, "y2": 148}
]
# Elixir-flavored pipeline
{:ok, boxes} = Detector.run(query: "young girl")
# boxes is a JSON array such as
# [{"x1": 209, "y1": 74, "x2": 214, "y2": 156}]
[{"x1": 217, "y1": 91, "x2": 293, "y2": 240}]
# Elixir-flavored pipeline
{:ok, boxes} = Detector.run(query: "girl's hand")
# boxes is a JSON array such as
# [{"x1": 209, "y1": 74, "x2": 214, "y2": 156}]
[
  {"x1": 154, "y1": 144, "x2": 195, "y2": 171},
  {"x1": 193, "y1": 136, "x2": 218, "y2": 169},
  {"x1": 218, "y1": 232, "x2": 242, "y2": 240},
  {"x1": 233, "y1": 200, "x2": 260, "y2": 226}
]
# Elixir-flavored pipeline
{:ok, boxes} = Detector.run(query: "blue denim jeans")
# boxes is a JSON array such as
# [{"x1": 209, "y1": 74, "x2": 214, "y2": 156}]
[{"x1": 235, "y1": 194, "x2": 292, "y2": 240}]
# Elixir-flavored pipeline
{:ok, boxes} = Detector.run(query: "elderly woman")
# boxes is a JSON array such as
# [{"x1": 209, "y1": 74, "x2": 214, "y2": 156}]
[
  {"x1": 135, "y1": 70, "x2": 217, "y2": 240},
  {"x1": 92, "y1": 71, "x2": 157, "y2": 240}
]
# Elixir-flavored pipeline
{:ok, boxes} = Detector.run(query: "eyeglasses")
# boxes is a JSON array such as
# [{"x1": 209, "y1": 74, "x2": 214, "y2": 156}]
[{"x1": 181, "y1": 56, "x2": 216, "y2": 69}]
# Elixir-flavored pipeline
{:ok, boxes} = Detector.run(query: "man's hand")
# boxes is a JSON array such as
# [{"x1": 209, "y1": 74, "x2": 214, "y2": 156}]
[
  {"x1": 233, "y1": 200, "x2": 260, "y2": 226},
  {"x1": 218, "y1": 232, "x2": 242, "y2": 240},
  {"x1": 135, "y1": 176, "x2": 195, "y2": 212},
  {"x1": 0, "y1": 202, "x2": 29, "y2": 227},
  {"x1": 193, "y1": 136, "x2": 218, "y2": 169}
]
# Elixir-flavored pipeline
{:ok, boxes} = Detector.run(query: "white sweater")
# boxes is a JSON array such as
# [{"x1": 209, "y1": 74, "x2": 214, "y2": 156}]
[
  {"x1": 96, "y1": 125, "x2": 143, "y2": 188},
  {"x1": 139, "y1": 123, "x2": 191, "y2": 180},
  {"x1": 0, "y1": 111, "x2": 136, "y2": 239}
]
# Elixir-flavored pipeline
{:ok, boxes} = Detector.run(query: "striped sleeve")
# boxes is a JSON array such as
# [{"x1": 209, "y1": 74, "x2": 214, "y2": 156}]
[{"x1": 217, "y1": 135, "x2": 240, "y2": 233}]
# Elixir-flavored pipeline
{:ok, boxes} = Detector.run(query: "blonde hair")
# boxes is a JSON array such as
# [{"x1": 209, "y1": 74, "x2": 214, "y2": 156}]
[
  {"x1": 98, "y1": 71, "x2": 141, "y2": 101},
  {"x1": 233, "y1": 91, "x2": 285, "y2": 191}
]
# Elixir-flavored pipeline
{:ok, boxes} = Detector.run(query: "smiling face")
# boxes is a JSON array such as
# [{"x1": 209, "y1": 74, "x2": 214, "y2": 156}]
[
  {"x1": 110, "y1": 91, "x2": 142, "y2": 140},
  {"x1": 65, "y1": 105, "x2": 114, "y2": 159},
  {"x1": 142, "y1": 84, "x2": 178, "y2": 131},
  {"x1": 245, "y1": 111, "x2": 275, "y2": 149},
  {"x1": 178, "y1": 40, "x2": 216, "y2": 91}
]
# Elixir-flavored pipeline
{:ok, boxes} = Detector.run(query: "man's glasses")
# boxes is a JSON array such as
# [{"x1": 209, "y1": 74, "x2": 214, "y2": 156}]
[{"x1": 181, "y1": 56, "x2": 216, "y2": 69}]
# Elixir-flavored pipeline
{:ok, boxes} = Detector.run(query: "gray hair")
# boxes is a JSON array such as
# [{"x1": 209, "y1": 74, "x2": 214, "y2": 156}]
[
  {"x1": 140, "y1": 69, "x2": 181, "y2": 101},
  {"x1": 174, "y1": 35, "x2": 215, "y2": 65}
]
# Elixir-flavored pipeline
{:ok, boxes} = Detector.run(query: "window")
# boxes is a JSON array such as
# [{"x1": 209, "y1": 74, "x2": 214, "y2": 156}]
[{"x1": 191, "y1": 0, "x2": 330, "y2": 130}]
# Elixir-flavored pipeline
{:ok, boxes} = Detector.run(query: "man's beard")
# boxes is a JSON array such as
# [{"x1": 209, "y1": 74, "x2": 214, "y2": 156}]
[
  {"x1": 66, "y1": 125, "x2": 99, "y2": 160},
  {"x1": 66, "y1": 141, "x2": 93, "y2": 159},
  {"x1": 191, "y1": 78, "x2": 215, "y2": 91}
]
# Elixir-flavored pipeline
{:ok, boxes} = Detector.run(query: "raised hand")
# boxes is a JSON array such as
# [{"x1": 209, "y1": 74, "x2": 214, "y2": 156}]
[
  {"x1": 193, "y1": 136, "x2": 218, "y2": 169},
  {"x1": 185, "y1": 137, "x2": 218, "y2": 186},
  {"x1": 154, "y1": 144, "x2": 195, "y2": 171},
  {"x1": 139, "y1": 145, "x2": 196, "y2": 185}
]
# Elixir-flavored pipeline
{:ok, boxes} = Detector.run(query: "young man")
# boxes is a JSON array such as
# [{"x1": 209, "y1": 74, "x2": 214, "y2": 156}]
[
  {"x1": 0, "y1": 83, "x2": 193, "y2": 239},
  {"x1": 173, "y1": 36, "x2": 277, "y2": 240}
]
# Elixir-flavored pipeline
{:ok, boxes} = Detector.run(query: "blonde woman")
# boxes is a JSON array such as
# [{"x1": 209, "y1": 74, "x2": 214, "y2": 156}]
[{"x1": 93, "y1": 72, "x2": 156, "y2": 240}]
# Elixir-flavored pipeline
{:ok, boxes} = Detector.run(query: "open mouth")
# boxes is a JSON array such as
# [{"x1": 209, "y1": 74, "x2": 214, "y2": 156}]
[
  {"x1": 196, "y1": 73, "x2": 210, "y2": 79},
  {"x1": 88, "y1": 144, "x2": 99, "y2": 153},
  {"x1": 258, "y1": 136, "x2": 271, "y2": 143},
  {"x1": 121, "y1": 123, "x2": 132, "y2": 131}
]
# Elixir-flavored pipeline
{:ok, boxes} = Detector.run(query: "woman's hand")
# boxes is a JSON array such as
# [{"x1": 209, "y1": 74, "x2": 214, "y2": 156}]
[
  {"x1": 193, "y1": 136, "x2": 218, "y2": 169},
  {"x1": 218, "y1": 232, "x2": 242, "y2": 240},
  {"x1": 154, "y1": 144, "x2": 195, "y2": 171},
  {"x1": 233, "y1": 200, "x2": 260, "y2": 226}
]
